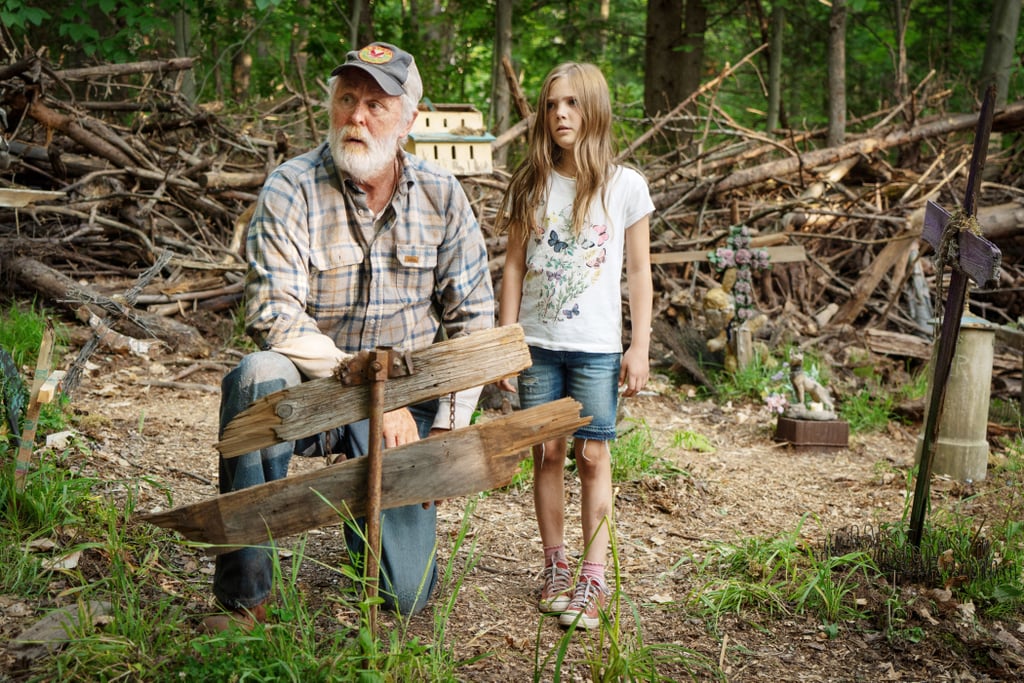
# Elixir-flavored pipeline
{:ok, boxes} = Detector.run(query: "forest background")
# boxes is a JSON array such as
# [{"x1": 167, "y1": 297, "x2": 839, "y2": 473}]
[
  {"x1": 1, "y1": 3, "x2": 1024, "y2": 680},
  {"x1": 3, "y1": 0, "x2": 1021, "y2": 166}
]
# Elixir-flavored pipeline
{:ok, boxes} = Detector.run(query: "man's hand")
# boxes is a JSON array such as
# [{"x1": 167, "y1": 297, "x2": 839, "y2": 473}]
[{"x1": 382, "y1": 408, "x2": 419, "y2": 448}]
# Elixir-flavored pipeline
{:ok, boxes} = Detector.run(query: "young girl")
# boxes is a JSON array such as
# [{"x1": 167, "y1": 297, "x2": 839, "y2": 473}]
[{"x1": 497, "y1": 62, "x2": 654, "y2": 630}]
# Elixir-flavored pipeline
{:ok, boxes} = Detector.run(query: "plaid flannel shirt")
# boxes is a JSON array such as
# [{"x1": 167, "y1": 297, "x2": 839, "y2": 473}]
[{"x1": 245, "y1": 143, "x2": 494, "y2": 359}]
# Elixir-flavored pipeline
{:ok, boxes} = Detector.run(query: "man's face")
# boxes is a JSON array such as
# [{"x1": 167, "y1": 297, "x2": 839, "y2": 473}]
[{"x1": 329, "y1": 70, "x2": 413, "y2": 182}]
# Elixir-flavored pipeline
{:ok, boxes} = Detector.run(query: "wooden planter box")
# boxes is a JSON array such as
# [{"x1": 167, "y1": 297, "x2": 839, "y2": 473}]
[{"x1": 774, "y1": 416, "x2": 849, "y2": 451}]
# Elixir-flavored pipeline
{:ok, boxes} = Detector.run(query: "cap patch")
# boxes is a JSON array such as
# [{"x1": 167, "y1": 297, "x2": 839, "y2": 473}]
[{"x1": 359, "y1": 45, "x2": 394, "y2": 64}]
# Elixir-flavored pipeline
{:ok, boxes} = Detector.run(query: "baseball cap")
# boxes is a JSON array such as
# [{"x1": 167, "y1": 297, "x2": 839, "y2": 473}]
[{"x1": 331, "y1": 42, "x2": 414, "y2": 97}]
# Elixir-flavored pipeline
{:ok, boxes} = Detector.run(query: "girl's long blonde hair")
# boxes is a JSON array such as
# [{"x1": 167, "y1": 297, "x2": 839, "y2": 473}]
[{"x1": 497, "y1": 62, "x2": 615, "y2": 242}]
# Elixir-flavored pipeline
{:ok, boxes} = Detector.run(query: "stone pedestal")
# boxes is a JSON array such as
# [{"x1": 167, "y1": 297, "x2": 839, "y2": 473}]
[{"x1": 774, "y1": 417, "x2": 849, "y2": 452}]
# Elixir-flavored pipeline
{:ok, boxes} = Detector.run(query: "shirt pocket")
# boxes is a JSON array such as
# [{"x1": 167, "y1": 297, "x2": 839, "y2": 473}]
[
  {"x1": 395, "y1": 243, "x2": 438, "y2": 270},
  {"x1": 308, "y1": 243, "x2": 364, "y2": 318}
]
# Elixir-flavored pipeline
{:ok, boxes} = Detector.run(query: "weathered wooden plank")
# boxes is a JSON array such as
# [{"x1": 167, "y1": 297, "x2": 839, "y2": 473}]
[
  {"x1": 922, "y1": 201, "x2": 1002, "y2": 287},
  {"x1": 650, "y1": 244, "x2": 806, "y2": 265},
  {"x1": 142, "y1": 398, "x2": 589, "y2": 551},
  {"x1": 15, "y1": 324, "x2": 54, "y2": 491},
  {"x1": 217, "y1": 325, "x2": 531, "y2": 458}
]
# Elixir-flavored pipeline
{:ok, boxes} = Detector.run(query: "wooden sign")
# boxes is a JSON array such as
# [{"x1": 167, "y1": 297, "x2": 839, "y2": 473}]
[
  {"x1": 141, "y1": 398, "x2": 590, "y2": 551},
  {"x1": 217, "y1": 325, "x2": 532, "y2": 459},
  {"x1": 650, "y1": 244, "x2": 806, "y2": 266}
]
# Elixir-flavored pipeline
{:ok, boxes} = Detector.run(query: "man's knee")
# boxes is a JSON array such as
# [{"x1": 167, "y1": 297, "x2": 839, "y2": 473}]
[{"x1": 229, "y1": 351, "x2": 301, "y2": 389}]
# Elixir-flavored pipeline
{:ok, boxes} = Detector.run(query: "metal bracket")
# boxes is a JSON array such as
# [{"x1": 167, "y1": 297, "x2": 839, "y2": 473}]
[{"x1": 334, "y1": 348, "x2": 414, "y2": 386}]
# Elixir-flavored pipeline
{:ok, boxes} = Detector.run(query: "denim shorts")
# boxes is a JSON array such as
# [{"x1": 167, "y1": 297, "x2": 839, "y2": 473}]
[{"x1": 518, "y1": 346, "x2": 621, "y2": 441}]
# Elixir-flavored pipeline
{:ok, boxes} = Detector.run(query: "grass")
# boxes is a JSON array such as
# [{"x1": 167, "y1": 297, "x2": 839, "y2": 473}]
[
  {"x1": 0, "y1": 301, "x2": 71, "y2": 442},
  {"x1": 3, "y1": 302, "x2": 1022, "y2": 678}
]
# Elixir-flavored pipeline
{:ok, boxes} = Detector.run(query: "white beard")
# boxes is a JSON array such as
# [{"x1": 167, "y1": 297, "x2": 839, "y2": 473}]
[{"x1": 329, "y1": 125, "x2": 400, "y2": 183}]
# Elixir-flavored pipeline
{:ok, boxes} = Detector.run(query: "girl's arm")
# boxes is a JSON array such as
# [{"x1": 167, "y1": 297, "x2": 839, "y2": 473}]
[
  {"x1": 620, "y1": 214, "x2": 653, "y2": 397},
  {"x1": 497, "y1": 232, "x2": 528, "y2": 391}
]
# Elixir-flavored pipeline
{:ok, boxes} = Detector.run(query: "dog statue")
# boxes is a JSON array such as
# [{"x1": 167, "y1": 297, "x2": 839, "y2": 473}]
[{"x1": 788, "y1": 352, "x2": 836, "y2": 418}]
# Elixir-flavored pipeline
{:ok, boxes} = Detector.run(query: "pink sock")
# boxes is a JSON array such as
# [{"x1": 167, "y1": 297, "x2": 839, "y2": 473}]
[
  {"x1": 581, "y1": 560, "x2": 606, "y2": 587},
  {"x1": 544, "y1": 545, "x2": 566, "y2": 567}
]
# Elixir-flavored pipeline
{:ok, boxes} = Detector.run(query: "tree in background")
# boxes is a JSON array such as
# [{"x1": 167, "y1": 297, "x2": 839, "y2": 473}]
[
  {"x1": 980, "y1": 0, "x2": 1023, "y2": 106},
  {"x1": 827, "y1": 0, "x2": 847, "y2": 147},
  {"x1": 491, "y1": 0, "x2": 514, "y2": 167},
  {"x1": 0, "y1": 0, "x2": 1019, "y2": 159}
]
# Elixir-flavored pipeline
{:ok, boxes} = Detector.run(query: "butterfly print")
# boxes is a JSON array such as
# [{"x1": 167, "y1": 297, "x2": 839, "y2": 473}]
[{"x1": 547, "y1": 230, "x2": 569, "y2": 253}]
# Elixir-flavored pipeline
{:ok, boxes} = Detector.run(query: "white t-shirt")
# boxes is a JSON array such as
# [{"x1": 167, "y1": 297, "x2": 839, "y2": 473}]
[{"x1": 518, "y1": 166, "x2": 654, "y2": 353}]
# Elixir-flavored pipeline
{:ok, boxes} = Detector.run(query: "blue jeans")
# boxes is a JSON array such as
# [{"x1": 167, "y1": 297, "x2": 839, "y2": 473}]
[
  {"x1": 214, "y1": 351, "x2": 439, "y2": 616},
  {"x1": 517, "y1": 346, "x2": 621, "y2": 441}
]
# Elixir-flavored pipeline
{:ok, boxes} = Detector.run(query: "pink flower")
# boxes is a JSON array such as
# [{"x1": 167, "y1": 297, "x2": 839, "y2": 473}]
[{"x1": 764, "y1": 392, "x2": 788, "y2": 414}]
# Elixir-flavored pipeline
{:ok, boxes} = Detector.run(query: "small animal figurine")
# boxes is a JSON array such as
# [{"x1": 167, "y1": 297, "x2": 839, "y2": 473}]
[{"x1": 789, "y1": 352, "x2": 835, "y2": 413}]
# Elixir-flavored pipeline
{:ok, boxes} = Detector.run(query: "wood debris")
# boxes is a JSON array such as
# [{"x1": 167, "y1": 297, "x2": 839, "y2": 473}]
[{"x1": 0, "y1": 53, "x2": 1021, "y2": 405}]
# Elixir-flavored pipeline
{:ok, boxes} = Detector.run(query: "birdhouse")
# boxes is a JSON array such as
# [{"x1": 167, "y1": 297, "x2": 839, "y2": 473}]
[{"x1": 405, "y1": 103, "x2": 495, "y2": 176}]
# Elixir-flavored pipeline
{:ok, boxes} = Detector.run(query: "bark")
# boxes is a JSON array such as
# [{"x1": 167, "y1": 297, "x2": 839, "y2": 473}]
[
  {"x1": 826, "y1": 0, "x2": 847, "y2": 147},
  {"x1": 490, "y1": 0, "x2": 514, "y2": 167},
  {"x1": 4, "y1": 257, "x2": 209, "y2": 356},
  {"x1": 659, "y1": 100, "x2": 1024, "y2": 203},
  {"x1": 767, "y1": 5, "x2": 784, "y2": 133},
  {"x1": 980, "y1": 0, "x2": 1023, "y2": 106},
  {"x1": 643, "y1": 0, "x2": 684, "y2": 118}
]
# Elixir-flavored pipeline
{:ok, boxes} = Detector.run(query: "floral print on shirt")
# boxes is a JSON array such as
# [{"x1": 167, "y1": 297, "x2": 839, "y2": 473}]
[{"x1": 524, "y1": 203, "x2": 611, "y2": 324}]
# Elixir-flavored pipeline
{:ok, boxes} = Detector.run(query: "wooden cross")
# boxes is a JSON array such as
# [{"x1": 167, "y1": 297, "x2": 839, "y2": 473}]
[
  {"x1": 141, "y1": 325, "x2": 591, "y2": 630},
  {"x1": 653, "y1": 235, "x2": 806, "y2": 372},
  {"x1": 910, "y1": 85, "x2": 1003, "y2": 547},
  {"x1": 650, "y1": 243, "x2": 806, "y2": 267}
]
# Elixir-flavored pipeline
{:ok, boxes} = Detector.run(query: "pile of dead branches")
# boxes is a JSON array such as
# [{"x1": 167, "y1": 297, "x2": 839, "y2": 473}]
[{"x1": 0, "y1": 53, "x2": 1022, "y2": 400}]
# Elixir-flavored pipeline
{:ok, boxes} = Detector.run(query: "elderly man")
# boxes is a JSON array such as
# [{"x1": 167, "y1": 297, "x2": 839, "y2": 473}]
[{"x1": 202, "y1": 42, "x2": 494, "y2": 632}]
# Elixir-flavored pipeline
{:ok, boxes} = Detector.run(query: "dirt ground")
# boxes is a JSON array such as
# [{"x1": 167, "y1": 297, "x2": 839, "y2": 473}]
[{"x1": 5, "y1": 340, "x2": 1024, "y2": 682}]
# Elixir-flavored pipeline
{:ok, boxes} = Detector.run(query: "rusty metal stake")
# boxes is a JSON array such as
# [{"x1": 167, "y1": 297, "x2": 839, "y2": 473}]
[{"x1": 364, "y1": 347, "x2": 389, "y2": 638}]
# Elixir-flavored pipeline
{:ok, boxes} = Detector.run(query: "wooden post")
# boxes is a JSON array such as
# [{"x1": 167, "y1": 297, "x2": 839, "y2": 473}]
[{"x1": 15, "y1": 324, "x2": 55, "y2": 492}]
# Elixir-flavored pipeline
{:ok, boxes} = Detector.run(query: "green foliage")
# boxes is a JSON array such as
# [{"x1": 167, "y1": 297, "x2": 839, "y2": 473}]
[
  {"x1": 537, "y1": 519, "x2": 722, "y2": 682},
  {"x1": 0, "y1": 300, "x2": 63, "y2": 370},
  {"x1": 3, "y1": 0, "x2": 1018, "y2": 142},
  {"x1": 840, "y1": 388, "x2": 895, "y2": 433},
  {"x1": 0, "y1": 0, "x2": 48, "y2": 27},
  {"x1": 3, "y1": 447, "x2": 495, "y2": 681},
  {"x1": 610, "y1": 420, "x2": 686, "y2": 482},
  {"x1": 0, "y1": 302, "x2": 70, "y2": 444},
  {"x1": 228, "y1": 300, "x2": 256, "y2": 352},
  {"x1": 672, "y1": 429, "x2": 715, "y2": 453}
]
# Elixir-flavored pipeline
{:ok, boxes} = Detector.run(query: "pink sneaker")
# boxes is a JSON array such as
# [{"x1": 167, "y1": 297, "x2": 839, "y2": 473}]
[
  {"x1": 538, "y1": 560, "x2": 573, "y2": 613},
  {"x1": 558, "y1": 577, "x2": 610, "y2": 630}
]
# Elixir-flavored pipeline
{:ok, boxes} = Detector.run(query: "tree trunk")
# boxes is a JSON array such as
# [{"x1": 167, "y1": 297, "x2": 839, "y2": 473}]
[
  {"x1": 826, "y1": 0, "x2": 846, "y2": 147},
  {"x1": 644, "y1": 0, "x2": 684, "y2": 118},
  {"x1": 767, "y1": 5, "x2": 784, "y2": 133},
  {"x1": 680, "y1": 0, "x2": 708, "y2": 109},
  {"x1": 980, "y1": 0, "x2": 1023, "y2": 106},
  {"x1": 351, "y1": 0, "x2": 374, "y2": 48},
  {"x1": 491, "y1": 0, "x2": 514, "y2": 168},
  {"x1": 172, "y1": 8, "x2": 196, "y2": 104},
  {"x1": 891, "y1": 0, "x2": 918, "y2": 166},
  {"x1": 290, "y1": 0, "x2": 311, "y2": 77}
]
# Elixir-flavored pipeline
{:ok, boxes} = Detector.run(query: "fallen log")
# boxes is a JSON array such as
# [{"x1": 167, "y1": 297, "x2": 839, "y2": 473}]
[
  {"x1": 3, "y1": 256, "x2": 209, "y2": 356},
  {"x1": 142, "y1": 397, "x2": 590, "y2": 551},
  {"x1": 653, "y1": 100, "x2": 1024, "y2": 207}
]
